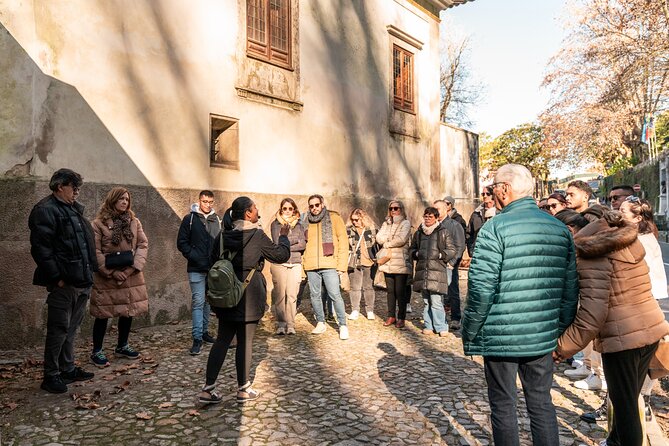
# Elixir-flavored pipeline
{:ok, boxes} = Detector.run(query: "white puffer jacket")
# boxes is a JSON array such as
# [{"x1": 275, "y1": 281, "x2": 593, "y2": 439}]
[{"x1": 376, "y1": 218, "x2": 412, "y2": 275}]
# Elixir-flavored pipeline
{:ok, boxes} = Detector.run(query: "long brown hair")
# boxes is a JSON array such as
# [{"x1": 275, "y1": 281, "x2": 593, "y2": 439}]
[
  {"x1": 625, "y1": 198, "x2": 658, "y2": 237},
  {"x1": 97, "y1": 187, "x2": 135, "y2": 221}
]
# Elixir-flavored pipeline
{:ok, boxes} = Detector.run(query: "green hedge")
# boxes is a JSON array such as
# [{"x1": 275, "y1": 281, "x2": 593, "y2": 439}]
[{"x1": 602, "y1": 161, "x2": 660, "y2": 210}]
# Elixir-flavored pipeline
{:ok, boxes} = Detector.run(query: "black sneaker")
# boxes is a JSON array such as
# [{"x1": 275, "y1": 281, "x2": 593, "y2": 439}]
[
  {"x1": 61, "y1": 367, "x2": 94, "y2": 384},
  {"x1": 114, "y1": 344, "x2": 140, "y2": 359},
  {"x1": 41, "y1": 374, "x2": 68, "y2": 394},
  {"x1": 190, "y1": 339, "x2": 203, "y2": 355},
  {"x1": 580, "y1": 401, "x2": 606, "y2": 423},
  {"x1": 202, "y1": 333, "x2": 217, "y2": 344},
  {"x1": 90, "y1": 350, "x2": 110, "y2": 368}
]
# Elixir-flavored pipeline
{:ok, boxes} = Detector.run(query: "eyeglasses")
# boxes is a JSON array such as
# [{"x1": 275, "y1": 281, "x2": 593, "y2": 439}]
[
  {"x1": 281, "y1": 206, "x2": 294, "y2": 211},
  {"x1": 389, "y1": 206, "x2": 401, "y2": 211},
  {"x1": 609, "y1": 194, "x2": 630, "y2": 202},
  {"x1": 625, "y1": 195, "x2": 640, "y2": 203},
  {"x1": 481, "y1": 192, "x2": 491, "y2": 197},
  {"x1": 351, "y1": 218, "x2": 360, "y2": 222},
  {"x1": 200, "y1": 199, "x2": 214, "y2": 204},
  {"x1": 66, "y1": 184, "x2": 81, "y2": 193},
  {"x1": 308, "y1": 203, "x2": 321, "y2": 209}
]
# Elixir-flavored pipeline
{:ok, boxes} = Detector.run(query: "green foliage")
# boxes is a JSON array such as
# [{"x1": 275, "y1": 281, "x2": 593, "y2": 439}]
[
  {"x1": 605, "y1": 156, "x2": 636, "y2": 176},
  {"x1": 656, "y1": 111, "x2": 669, "y2": 151},
  {"x1": 484, "y1": 124, "x2": 550, "y2": 179}
]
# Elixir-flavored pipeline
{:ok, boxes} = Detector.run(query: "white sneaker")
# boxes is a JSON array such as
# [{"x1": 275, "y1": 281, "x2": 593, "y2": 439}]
[
  {"x1": 571, "y1": 359, "x2": 584, "y2": 369},
  {"x1": 406, "y1": 304, "x2": 413, "y2": 313},
  {"x1": 366, "y1": 311, "x2": 375, "y2": 320},
  {"x1": 574, "y1": 374, "x2": 607, "y2": 391},
  {"x1": 348, "y1": 310, "x2": 359, "y2": 320},
  {"x1": 275, "y1": 327, "x2": 286, "y2": 335},
  {"x1": 286, "y1": 327, "x2": 296, "y2": 335},
  {"x1": 311, "y1": 322, "x2": 327, "y2": 334},
  {"x1": 339, "y1": 325, "x2": 349, "y2": 340},
  {"x1": 565, "y1": 364, "x2": 590, "y2": 379}
]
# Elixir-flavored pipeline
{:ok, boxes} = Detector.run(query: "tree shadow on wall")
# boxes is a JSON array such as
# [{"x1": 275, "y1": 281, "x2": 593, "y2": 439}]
[{"x1": 0, "y1": 23, "x2": 189, "y2": 348}]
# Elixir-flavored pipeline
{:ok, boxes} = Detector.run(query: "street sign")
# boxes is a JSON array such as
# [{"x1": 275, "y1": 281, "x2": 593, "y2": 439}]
[{"x1": 633, "y1": 184, "x2": 641, "y2": 192}]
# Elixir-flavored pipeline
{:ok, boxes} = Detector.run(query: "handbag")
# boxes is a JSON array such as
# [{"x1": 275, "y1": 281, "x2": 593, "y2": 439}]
[
  {"x1": 376, "y1": 247, "x2": 392, "y2": 265},
  {"x1": 648, "y1": 335, "x2": 669, "y2": 379},
  {"x1": 105, "y1": 250, "x2": 134, "y2": 269},
  {"x1": 369, "y1": 243, "x2": 382, "y2": 260}
]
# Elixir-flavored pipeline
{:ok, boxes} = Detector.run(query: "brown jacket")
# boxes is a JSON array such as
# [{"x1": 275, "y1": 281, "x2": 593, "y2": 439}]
[
  {"x1": 557, "y1": 215, "x2": 669, "y2": 358},
  {"x1": 302, "y1": 210, "x2": 349, "y2": 272},
  {"x1": 90, "y1": 217, "x2": 149, "y2": 319}
]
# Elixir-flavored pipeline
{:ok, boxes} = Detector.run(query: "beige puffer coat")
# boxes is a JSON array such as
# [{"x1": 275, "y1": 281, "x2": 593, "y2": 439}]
[
  {"x1": 557, "y1": 215, "x2": 669, "y2": 358},
  {"x1": 90, "y1": 217, "x2": 149, "y2": 319},
  {"x1": 376, "y1": 218, "x2": 412, "y2": 275}
]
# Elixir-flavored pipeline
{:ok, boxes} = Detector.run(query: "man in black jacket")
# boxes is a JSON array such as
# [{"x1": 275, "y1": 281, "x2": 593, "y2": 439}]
[
  {"x1": 434, "y1": 197, "x2": 466, "y2": 330},
  {"x1": 177, "y1": 190, "x2": 221, "y2": 355},
  {"x1": 29, "y1": 168, "x2": 98, "y2": 393}
]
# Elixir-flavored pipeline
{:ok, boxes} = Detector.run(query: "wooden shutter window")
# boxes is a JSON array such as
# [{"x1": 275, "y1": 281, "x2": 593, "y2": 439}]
[
  {"x1": 247, "y1": 0, "x2": 291, "y2": 69},
  {"x1": 393, "y1": 45, "x2": 414, "y2": 113}
]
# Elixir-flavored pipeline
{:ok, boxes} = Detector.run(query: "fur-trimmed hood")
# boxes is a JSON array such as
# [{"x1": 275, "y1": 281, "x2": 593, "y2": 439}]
[{"x1": 574, "y1": 212, "x2": 642, "y2": 261}]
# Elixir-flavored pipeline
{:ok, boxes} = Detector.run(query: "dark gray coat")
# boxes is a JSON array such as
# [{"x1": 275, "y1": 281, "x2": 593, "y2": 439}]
[
  {"x1": 270, "y1": 220, "x2": 306, "y2": 264},
  {"x1": 409, "y1": 224, "x2": 459, "y2": 294}
]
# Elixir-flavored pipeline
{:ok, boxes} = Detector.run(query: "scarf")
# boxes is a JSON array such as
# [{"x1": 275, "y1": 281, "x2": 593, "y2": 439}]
[
  {"x1": 307, "y1": 207, "x2": 334, "y2": 256},
  {"x1": 276, "y1": 212, "x2": 300, "y2": 228},
  {"x1": 111, "y1": 212, "x2": 134, "y2": 246},
  {"x1": 421, "y1": 221, "x2": 439, "y2": 236},
  {"x1": 232, "y1": 220, "x2": 261, "y2": 231}
]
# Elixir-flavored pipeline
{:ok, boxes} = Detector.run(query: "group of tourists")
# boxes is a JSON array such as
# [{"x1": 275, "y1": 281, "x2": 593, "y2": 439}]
[{"x1": 28, "y1": 165, "x2": 669, "y2": 446}]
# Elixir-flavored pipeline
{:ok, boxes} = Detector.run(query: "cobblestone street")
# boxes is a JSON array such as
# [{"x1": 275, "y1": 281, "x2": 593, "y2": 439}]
[{"x1": 1, "y1": 284, "x2": 667, "y2": 446}]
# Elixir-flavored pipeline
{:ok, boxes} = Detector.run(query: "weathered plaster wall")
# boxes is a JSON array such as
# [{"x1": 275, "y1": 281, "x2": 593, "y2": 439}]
[{"x1": 0, "y1": 0, "x2": 478, "y2": 347}]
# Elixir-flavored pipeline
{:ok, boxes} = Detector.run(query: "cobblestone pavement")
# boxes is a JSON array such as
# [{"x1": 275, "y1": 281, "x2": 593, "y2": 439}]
[{"x1": 1, "y1": 284, "x2": 668, "y2": 446}]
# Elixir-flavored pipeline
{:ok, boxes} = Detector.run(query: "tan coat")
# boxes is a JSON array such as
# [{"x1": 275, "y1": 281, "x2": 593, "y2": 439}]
[
  {"x1": 557, "y1": 216, "x2": 669, "y2": 358},
  {"x1": 376, "y1": 218, "x2": 412, "y2": 275},
  {"x1": 302, "y1": 211, "x2": 349, "y2": 272},
  {"x1": 90, "y1": 217, "x2": 149, "y2": 319}
]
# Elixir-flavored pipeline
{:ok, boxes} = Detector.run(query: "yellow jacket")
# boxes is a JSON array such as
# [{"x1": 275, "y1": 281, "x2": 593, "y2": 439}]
[{"x1": 303, "y1": 211, "x2": 349, "y2": 272}]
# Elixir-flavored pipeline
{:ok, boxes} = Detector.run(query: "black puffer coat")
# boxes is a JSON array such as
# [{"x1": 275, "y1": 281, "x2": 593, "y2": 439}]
[
  {"x1": 29, "y1": 195, "x2": 98, "y2": 288},
  {"x1": 210, "y1": 228, "x2": 290, "y2": 322},
  {"x1": 176, "y1": 205, "x2": 221, "y2": 273},
  {"x1": 409, "y1": 224, "x2": 458, "y2": 294}
]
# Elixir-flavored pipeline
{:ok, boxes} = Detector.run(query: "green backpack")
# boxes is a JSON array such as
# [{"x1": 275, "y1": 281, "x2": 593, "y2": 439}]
[{"x1": 207, "y1": 234, "x2": 257, "y2": 308}]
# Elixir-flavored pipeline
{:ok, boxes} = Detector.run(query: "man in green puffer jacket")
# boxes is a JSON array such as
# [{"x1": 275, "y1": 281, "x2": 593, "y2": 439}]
[{"x1": 462, "y1": 164, "x2": 579, "y2": 446}]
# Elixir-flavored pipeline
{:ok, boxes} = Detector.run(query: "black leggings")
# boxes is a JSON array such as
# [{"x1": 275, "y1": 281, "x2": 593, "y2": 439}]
[
  {"x1": 93, "y1": 316, "x2": 132, "y2": 352},
  {"x1": 385, "y1": 273, "x2": 409, "y2": 319},
  {"x1": 206, "y1": 320, "x2": 258, "y2": 387}
]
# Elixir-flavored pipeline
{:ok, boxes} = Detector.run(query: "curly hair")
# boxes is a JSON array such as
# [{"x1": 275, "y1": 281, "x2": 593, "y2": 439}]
[
  {"x1": 347, "y1": 208, "x2": 377, "y2": 229},
  {"x1": 97, "y1": 187, "x2": 135, "y2": 221}
]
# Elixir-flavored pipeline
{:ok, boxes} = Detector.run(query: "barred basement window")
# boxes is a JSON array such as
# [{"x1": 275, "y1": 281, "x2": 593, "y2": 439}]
[
  {"x1": 393, "y1": 45, "x2": 414, "y2": 113},
  {"x1": 246, "y1": 0, "x2": 292, "y2": 69},
  {"x1": 210, "y1": 115, "x2": 239, "y2": 169}
]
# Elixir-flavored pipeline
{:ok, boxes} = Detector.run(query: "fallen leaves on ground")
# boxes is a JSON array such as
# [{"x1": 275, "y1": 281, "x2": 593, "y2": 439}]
[
  {"x1": 110, "y1": 380, "x2": 131, "y2": 394},
  {"x1": 72, "y1": 390, "x2": 102, "y2": 410},
  {"x1": 187, "y1": 409, "x2": 200, "y2": 417}
]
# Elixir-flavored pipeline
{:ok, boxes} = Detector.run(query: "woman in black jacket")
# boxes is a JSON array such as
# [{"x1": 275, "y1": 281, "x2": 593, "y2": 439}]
[
  {"x1": 198, "y1": 197, "x2": 290, "y2": 404},
  {"x1": 410, "y1": 207, "x2": 458, "y2": 336}
]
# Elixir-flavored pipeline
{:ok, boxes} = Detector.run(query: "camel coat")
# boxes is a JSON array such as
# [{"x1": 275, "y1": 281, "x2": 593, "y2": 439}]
[
  {"x1": 90, "y1": 217, "x2": 149, "y2": 319},
  {"x1": 557, "y1": 216, "x2": 669, "y2": 358}
]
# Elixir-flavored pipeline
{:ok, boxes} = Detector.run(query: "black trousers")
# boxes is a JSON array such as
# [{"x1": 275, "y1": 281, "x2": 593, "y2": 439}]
[
  {"x1": 602, "y1": 342, "x2": 658, "y2": 446},
  {"x1": 385, "y1": 273, "x2": 408, "y2": 319},
  {"x1": 206, "y1": 320, "x2": 258, "y2": 387},
  {"x1": 44, "y1": 285, "x2": 90, "y2": 377},
  {"x1": 92, "y1": 316, "x2": 133, "y2": 351},
  {"x1": 447, "y1": 258, "x2": 462, "y2": 321},
  {"x1": 483, "y1": 353, "x2": 559, "y2": 446}
]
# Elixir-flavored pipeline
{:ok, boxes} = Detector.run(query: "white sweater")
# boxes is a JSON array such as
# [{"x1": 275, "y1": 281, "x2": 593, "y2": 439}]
[{"x1": 638, "y1": 233, "x2": 668, "y2": 300}]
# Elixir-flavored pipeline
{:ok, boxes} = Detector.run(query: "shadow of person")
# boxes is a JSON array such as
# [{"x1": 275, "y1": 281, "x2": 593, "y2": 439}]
[{"x1": 376, "y1": 341, "x2": 493, "y2": 444}]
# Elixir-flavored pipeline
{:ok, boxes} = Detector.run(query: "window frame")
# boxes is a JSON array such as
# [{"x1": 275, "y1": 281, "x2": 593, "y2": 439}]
[
  {"x1": 392, "y1": 44, "x2": 415, "y2": 114},
  {"x1": 246, "y1": 0, "x2": 292, "y2": 70}
]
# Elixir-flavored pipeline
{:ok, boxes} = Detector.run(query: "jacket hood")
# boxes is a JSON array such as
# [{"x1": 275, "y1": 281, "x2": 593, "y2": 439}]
[
  {"x1": 574, "y1": 213, "x2": 641, "y2": 260},
  {"x1": 190, "y1": 203, "x2": 216, "y2": 217}
]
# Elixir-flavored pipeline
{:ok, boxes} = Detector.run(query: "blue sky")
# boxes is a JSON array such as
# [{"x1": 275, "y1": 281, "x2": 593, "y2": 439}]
[{"x1": 442, "y1": 0, "x2": 568, "y2": 138}]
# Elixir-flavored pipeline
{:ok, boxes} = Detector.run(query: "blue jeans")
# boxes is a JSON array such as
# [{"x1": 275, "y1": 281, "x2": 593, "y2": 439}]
[
  {"x1": 484, "y1": 353, "x2": 559, "y2": 446},
  {"x1": 422, "y1": 291, "x2": 448, "y2": 333},
  {"x1": 307, "y1": 269, "x2": 347, "y2": 326},
  {"x1": 188, "y1": 272, "x2": 210, "y2": 340}
]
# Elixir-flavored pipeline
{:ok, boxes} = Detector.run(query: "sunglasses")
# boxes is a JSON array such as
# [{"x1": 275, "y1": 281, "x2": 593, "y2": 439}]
[
  {"x1": 389, "y1": 206, "x2": 401, "y2": 211},
  {"x1": 308, "y1": 203, "x2": 321, "y2": 209},
  {"x1": 546, "y1": 203, "x2": 560, "y2": 209},
  {"x1": 351, "y1": 218, "x2": 360, "y2": 222},
  {"x1": 609, "y1": 194, "x2": 630, "y2": 202},
  {"x1": 281, "y1": 206, "x2": 294, "y2": 211},
  {"x1": 481, "y1": 192, "x2": 491, "y2": 197}
]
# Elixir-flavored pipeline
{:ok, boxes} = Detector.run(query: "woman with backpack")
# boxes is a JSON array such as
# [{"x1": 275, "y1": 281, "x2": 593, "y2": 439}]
[
  {"x1": 269, "y1": 198, "x2": 306, "y2": 335},
  {"x1": 198, "y1": 197, "x2": 290, "y2": 404}
]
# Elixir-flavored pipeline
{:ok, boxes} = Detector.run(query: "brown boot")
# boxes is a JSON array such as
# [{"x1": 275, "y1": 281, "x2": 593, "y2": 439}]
[
  {"x1": 383, "y1": 317, "x2": 396, "y2": 327},
  {"x1": 395, "y1": 319, "x2": 405, "y2": 329}
]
